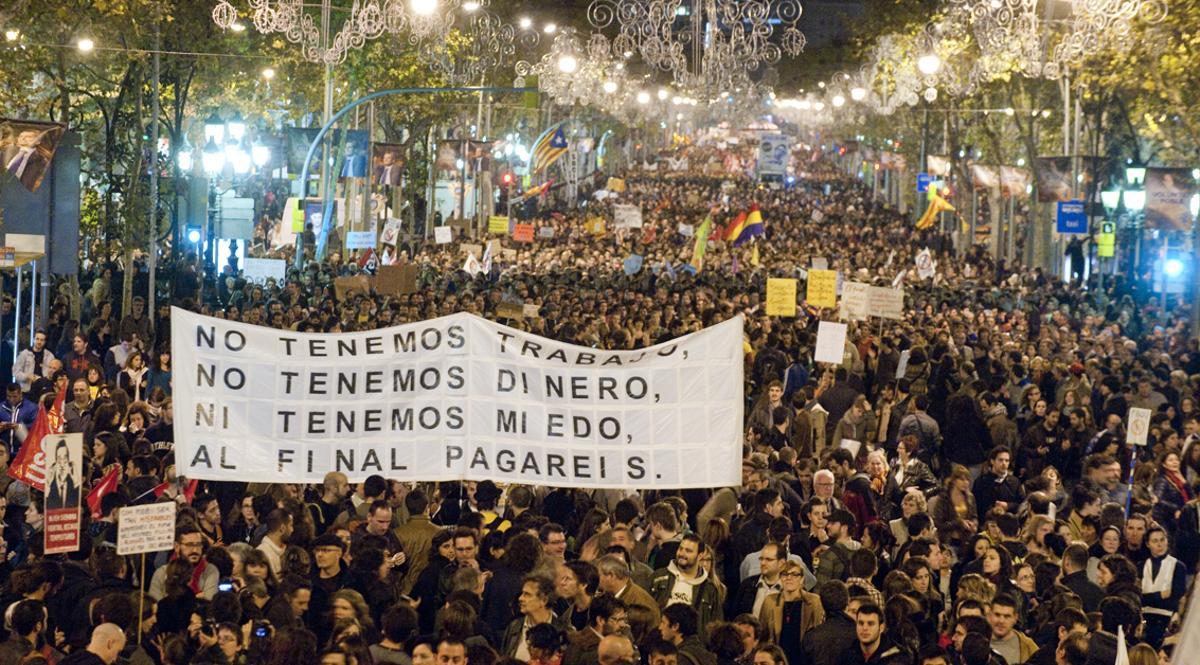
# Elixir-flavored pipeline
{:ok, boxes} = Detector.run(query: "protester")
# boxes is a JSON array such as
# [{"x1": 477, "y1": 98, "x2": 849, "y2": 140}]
[{"x1": 0, "y1": 153, "x2": 1192, "y2": 665}]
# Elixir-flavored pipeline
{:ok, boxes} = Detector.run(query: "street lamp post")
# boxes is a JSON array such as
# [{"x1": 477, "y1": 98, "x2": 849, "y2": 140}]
[{"x1": 196, "y1": 112, "x2": 271, "y2": 304}]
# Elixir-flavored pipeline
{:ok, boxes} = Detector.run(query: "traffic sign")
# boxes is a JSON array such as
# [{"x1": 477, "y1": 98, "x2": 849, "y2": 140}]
[
  {"x1": 917, "y1": 172, "x2": 932, "y2": 193},
  {"x1": 1056, "y1": 200, "x2": 1088, "y2": 234}
]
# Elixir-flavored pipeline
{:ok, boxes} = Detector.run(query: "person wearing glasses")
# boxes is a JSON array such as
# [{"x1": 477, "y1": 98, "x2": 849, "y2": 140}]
[{"x1": 758, "y1": 560, "x2": 824, "y2": 665}]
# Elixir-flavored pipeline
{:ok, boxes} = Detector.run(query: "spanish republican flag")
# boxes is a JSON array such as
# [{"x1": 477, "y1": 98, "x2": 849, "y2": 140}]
[
  {"x1": 725, "y1": 205, "x2": 765, "y2": 246},
  {"x1": 916, "y1": 190, "x2": 955, "y2": 230}
]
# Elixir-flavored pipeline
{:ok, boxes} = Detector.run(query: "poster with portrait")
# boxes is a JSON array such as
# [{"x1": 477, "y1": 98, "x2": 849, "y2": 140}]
[
  {"x1": 1034, "y1": 157, "x2": 1073, "y2": 203},
  {"x1": 925, "y1": 155, "x2": 951, "y2": 177},
  {"x1": 372, "y1": 143, "x2": 405, "y2": 187},
  {"x1": 757, "y1": 135, "x2": 790, "y2": 177},
  {"x1": 970, "y1": 165, "x2": 999, "y2": 190},
  {"x1": 0, "y1": 119, "x2": 66, "y2": 193},
  {"x1": 285, "y1": 128, "x2": 370, "y2": 179},
  {"x1": 999, "y1": 166, "x2": 1031, "y2": 198},
  {"x1": 1145, "y1": 168, "x2": 1196, "y2": 231},
  {"x1": 42, "y1": 432, "x2": 82, "y2": 554}
]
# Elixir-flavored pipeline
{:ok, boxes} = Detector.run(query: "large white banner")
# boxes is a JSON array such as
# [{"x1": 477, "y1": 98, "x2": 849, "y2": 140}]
[{"x1": 171, "y1": 308, "x2": 743, "y2": 488}]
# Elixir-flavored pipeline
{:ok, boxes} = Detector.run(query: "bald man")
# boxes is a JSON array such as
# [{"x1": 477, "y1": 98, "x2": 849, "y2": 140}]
[
  {"x1": 598, "y1": 635, "x2": 635, "y2": 665},
  {"x1": 61, "y1": 623, "x2": 126, "y2": 664}
]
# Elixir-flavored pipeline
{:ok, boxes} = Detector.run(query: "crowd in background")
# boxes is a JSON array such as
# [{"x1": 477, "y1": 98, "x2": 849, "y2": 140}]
[{"x1": 0, "y1": 151, "x2": 1192, "y2": 665}]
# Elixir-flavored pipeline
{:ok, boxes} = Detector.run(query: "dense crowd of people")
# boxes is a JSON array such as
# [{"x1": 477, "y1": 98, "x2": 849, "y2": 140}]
[{"x1": 0, "y1": 148, "x2": 1192, "y2": 665}]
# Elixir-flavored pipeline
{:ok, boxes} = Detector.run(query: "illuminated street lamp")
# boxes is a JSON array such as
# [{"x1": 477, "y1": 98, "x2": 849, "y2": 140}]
[{"x1": 917, "y1": 53, "x2": 941, "y2": 75}]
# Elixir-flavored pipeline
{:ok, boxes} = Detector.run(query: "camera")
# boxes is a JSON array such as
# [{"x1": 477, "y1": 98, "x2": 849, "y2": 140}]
[
  {"x1": 200, "y1": 621, "x2": 217, "y2": 638},
  {"x1": 217, "y1": 578, "x2": 234, "y2": 592},
  {"x1": 253, "y1": 621, "x2": 271, "y2": 639}
]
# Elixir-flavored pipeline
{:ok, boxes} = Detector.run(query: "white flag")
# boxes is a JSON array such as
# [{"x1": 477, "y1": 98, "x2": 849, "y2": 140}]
[
  {"x1": 1115, "y1": 626, "x2": 1128, "y2": 665},
  {"x1": 481, "y1": 242, "x2": 493, "y2": 274},
  {"x1": 463, "y1": 252, "x2": 484, "y2": 276}
]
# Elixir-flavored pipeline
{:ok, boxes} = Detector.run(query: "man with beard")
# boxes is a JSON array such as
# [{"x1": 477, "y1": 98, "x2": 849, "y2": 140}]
[
  {"x1": 563, "y1": 594, "x2": 629, "y2": 665},
  {"x1": 149, "y1": 525, "x2": 219, "y2": 600},
  {"x1": 13, "y1": 330, "x2": 54, "y2": 394},
  {"x1": 1020, "y1": 407, "x2": 1061, "y2": 478},
  {"x1": 649, "y1": 533, "x2": 724, "y2": 634}
]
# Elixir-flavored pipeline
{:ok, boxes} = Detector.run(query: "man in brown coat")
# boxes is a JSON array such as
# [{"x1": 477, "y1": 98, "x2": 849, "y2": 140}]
[
  {"x1": 597, "y1": 554, "x2": 660, "y2": 643},
  {"x1": 394, "y1": 489, "x2": 443, "y2": 594},
  {"x1": 563, "y1": 595, "x2": 629, "y2": 665}
]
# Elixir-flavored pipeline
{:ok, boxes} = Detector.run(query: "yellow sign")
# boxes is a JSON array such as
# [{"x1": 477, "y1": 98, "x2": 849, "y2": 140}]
[
  {"x1": 488, "y1": 215, "x2": 510, "y2": 234},
  {"x1": 606, "y1": 177, "x2": 626, "y2": 193},
  {"x1": 1097, "y1": 221, "x2": 1115, "y2": 258},
  {"x1": 586, "y1": 217, "x2": 607, "y2": 236},
  {"x1": 765, "y1": 278, "x2": 798, "y2": 317},
  {"x1": 806, "y1": 269, "x2": 837, "y2": 309}
]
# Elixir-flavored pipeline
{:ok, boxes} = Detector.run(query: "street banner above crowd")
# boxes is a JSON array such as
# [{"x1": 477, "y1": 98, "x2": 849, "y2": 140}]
[
  {"x1": 1144, "y1": 167, "x2": 1196, "y2": 231},
  {"x1": 171, "y1": 308, "x2": 744, "y2": 488}
]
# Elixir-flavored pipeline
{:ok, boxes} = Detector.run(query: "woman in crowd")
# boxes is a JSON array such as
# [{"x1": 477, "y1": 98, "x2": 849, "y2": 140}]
[
  {"x1": 929, "y1": 465, "x2": 978, "y2": 548},
  {"x1": 1152, "y1": 451, "x2": 1191, "y2": 534}
]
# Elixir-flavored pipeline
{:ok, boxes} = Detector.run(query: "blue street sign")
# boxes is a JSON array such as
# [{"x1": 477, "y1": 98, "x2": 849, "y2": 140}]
[
  {"x1": 1056, "y1": 200, "x2": 1088, "y2": 234},
  {"x1": 917, "y1": 172, "x2": 932, "y2": 193}
]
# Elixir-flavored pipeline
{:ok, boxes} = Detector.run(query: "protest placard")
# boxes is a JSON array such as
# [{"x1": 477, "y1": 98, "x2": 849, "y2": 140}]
[
  {"x1": 512, "y1": 224, "x2": 535, "y2": 243},
  {"x1": 488, "y1": 215, "x2": 510, "y2": 234},
  {"x1": 765, "y1": 279, "x2": 797, "y2": 317},
  {"x1": 841, "y1": 281, "x2": 869, "y2": 321},
  {"x1": 118, "y1": 503, "x2": 178, "y2": 556},
  {"x1": 334, "y1": 275, "x2": 370, "y2": 300},
  {"x1": 42, "y1": 433, "x2": 82, "y2": 555},
  {"x1": 815, "y1": 321, "x2": 848, "y2": 364},
  {"x1": 345, "y1": 231, "x2": 376, "y2": 250},
  {"x1": 375, "y1": 264, "x2": 419, "y2": 296},
  {"x1": 243, "y1": 259, "x2": 287, "y2": 285},
  {"x1": 806, "y1": 269, "x2": 837, "y2": 309},
  {"x1": 867, "y1": 286, "x2": 905, "y2": 320},
  {"x1": 434, "y1": 226, "x2": 452, "y2": 244},
  {"x1": 613, "y1": 205, "x2": 644, "y2": 229}
]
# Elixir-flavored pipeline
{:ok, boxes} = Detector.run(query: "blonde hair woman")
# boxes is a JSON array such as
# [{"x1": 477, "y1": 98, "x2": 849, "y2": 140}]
[
  {"x1": 1020, "y1": 515, "x2": 1056, "y2": 559},
  {"x1": 758, "y1": 560, "x2": 824, "y2": 645}
]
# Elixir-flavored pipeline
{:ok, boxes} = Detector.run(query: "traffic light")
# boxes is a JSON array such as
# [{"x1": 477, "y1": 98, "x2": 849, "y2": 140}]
[{"x1": 501, "y1": 171, "x2": 514, "y2": 186}]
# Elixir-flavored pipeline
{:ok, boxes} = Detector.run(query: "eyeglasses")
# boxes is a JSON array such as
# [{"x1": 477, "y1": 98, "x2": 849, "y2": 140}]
[{"x1": 780, "y1": 571, "x2": 803, "y2": 578}]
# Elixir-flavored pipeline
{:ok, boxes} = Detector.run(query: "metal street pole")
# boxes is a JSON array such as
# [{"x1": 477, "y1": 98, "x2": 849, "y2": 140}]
[{"x1": 148, "y1": 19, "x2": 160, "y2": 331}]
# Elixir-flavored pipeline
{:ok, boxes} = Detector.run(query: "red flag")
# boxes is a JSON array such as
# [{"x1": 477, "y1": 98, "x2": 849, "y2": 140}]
[
  {"x1": 152, "y1": 478, "x2": 199, "y2": 503},
  {"x1": 46, "y1": 386, "x2": 65, "y2": 435},
  {"x1": 8, "y1": 404, "x2": 52, "y2": 492},
  {"x1": 183, "y1": 479, "x2": 199, "y2": 503},
  {"x1": 85, "y1": 464, "x2": 121, "y2": 517}
]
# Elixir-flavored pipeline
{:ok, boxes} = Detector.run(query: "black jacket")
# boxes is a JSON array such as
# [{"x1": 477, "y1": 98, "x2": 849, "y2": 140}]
[
  {"x1": 840, "y1": 638, "x2": 912, "y2": 665},
  {"x1": 1061, "y1": 570, "x2": 1104, "y2": 613},
  {"x1": 941, "y1": 394, "x2": 990, "y2": 465},
  {"x1": 800, "y1": 612, "x2": 858, "y2": 665},
  {"x1": 972, "y1": 472, "x2": 1023, "y2": 516}
]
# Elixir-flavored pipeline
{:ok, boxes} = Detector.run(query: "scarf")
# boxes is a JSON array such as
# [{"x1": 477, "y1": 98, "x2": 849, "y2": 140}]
[
  {"x1": 1142, "y1": 555, "x2": 1177, "y2": 594},
  {"x1": 1164, "y1": 470, "x2": 1191, "y2": 502}
]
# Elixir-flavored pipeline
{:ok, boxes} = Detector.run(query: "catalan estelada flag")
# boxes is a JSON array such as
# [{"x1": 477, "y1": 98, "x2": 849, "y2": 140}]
[
  {"x1": 725, "y1": 205, "x2": 765, "y2": 246},
  {"x1": 916, "y1": 189, "x2": 955, "y2": 230},
  {"x1": 532, "y1": 122, "x2": 569, "y2": 173}
]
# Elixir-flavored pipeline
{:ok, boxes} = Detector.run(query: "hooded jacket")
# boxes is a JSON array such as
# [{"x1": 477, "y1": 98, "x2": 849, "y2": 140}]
[{"x1": 650, "y1": 561, "x2": 724, "y2": 635}]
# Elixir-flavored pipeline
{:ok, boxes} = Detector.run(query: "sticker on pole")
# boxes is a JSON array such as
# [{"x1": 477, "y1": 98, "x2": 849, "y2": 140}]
[{"x1": 1127, "y1": 407, "x2": 1151, "y2": 446}]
